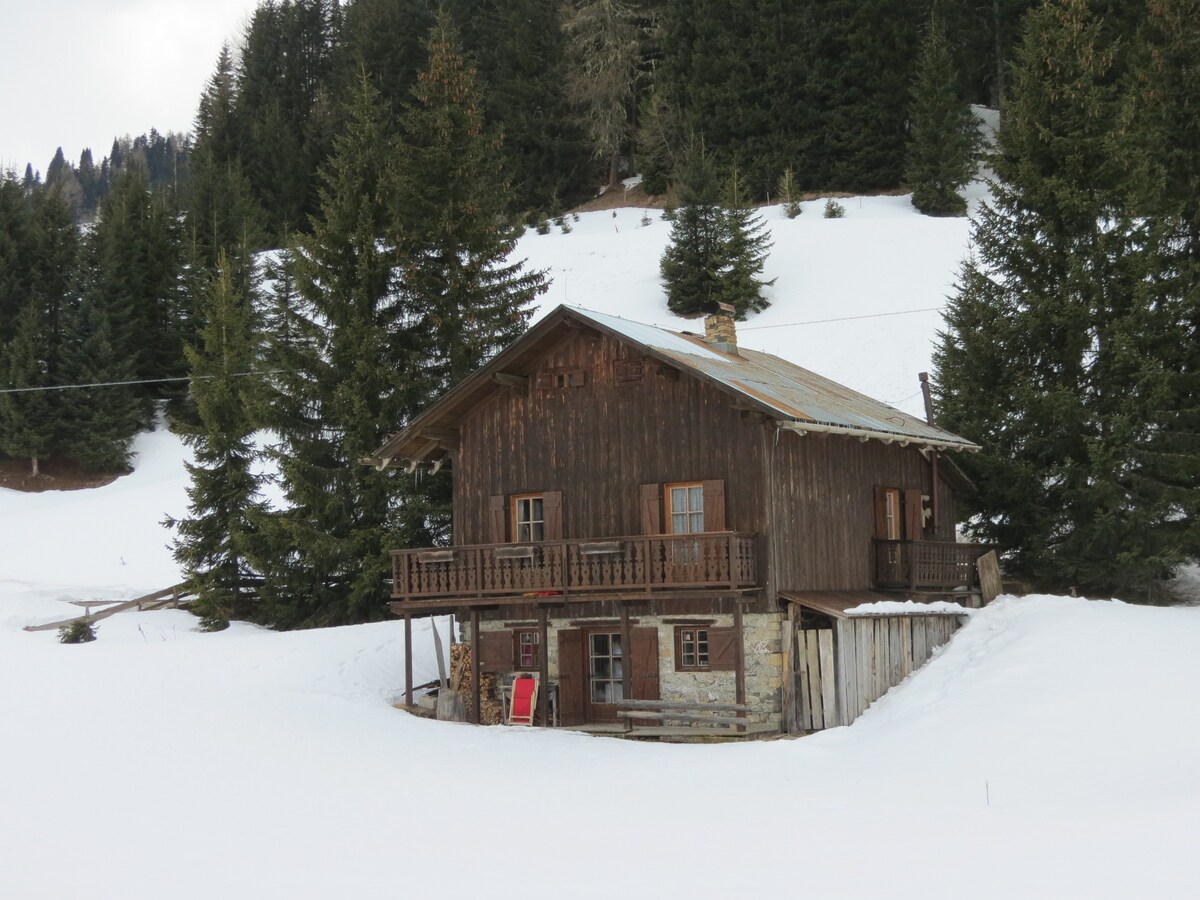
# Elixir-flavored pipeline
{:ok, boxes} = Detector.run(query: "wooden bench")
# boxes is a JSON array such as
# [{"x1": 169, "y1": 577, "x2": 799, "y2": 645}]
[{"x1": 615, "y1": 699, "x2": 751, "y2": 734}]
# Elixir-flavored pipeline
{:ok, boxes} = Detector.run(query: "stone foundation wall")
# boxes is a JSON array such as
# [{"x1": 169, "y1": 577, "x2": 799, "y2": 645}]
[{"x1": 470, "y1": 611, "x2": 786, "y2": 728}]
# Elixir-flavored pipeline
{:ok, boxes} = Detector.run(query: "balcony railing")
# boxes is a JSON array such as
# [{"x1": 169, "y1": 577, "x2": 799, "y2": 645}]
[
  {"x1": 392, "y1": 532, "x2": 758, "y2": 603},
  {"x1": 873, "y1": 539, "x2": 992, "y2": 591}
]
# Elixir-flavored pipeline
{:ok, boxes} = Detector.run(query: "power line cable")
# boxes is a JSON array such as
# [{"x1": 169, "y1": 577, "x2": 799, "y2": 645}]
[
  {"x1": 0, "y1": 370, "x2": 283, "y2": 396},
  {"x1": 738, "y1": 306, "x2": 946, "y2": 331}
]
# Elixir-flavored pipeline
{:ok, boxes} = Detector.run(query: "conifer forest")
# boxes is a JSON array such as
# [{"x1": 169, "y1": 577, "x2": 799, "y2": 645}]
[{"x1": 2, "y1": 0, "x2": 1198, "y2": 623}]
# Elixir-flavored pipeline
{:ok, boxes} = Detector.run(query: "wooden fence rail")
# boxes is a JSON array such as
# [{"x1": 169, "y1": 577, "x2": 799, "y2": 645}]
[{"x1": 23, "y1": 583, "x2": 196, "y2": 633}]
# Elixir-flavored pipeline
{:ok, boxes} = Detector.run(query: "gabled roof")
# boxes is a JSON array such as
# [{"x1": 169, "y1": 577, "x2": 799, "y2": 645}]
[{"x1": 368, "y1": 305, "x2": 980, "y2": 469}]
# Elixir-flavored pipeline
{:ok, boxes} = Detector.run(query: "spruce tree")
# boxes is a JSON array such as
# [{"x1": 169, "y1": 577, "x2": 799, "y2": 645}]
[
  {"x1": 254, "y1": 73, "x2": 423, "y2": 628},
  {"x1": 935, "y1": 0, "x2": 1198, "y2": 597},
  {"x1": 660, "y1": 144, "x2": 772, "y2": 318},
  {"x1": 397, "y1": 12, "x2": 545, "y2": 389},
  {"x1": 719, "y1": 167, "x2": 774, "y2": 315},
  {"x1": 905, "y1": 11, "x2": 983, "y2": 217},
  {"x1": 168, "y1": 251, "x2": 264, "y2": 626},
  {"x1": 660, "y1": 140, "x2": 728, "y2": 316}
]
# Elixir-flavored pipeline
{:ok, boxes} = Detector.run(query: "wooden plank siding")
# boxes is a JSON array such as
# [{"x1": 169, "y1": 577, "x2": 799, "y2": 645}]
[
  {"x1": 766, "y1": 429, "x2": 958, "y2": 594},
  {"x1": 819, "y1": 613, "x2": 966, "y2": 727},
  {"x1": 453, "y1": 331, "x2": 768, "y2": 549}
]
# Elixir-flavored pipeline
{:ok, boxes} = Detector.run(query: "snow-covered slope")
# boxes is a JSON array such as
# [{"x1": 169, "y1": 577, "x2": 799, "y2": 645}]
[
  {"x1": 519, "y1": 195, "x2": 972, "y2": 416},
  {"x1": 4, "y1": 194, "x2": 1198, "y2": 898}
]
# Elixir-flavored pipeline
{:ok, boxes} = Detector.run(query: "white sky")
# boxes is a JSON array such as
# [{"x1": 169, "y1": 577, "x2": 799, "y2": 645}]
[{"x1": 0, "y1": 1, "x2": 262, "y2": 176}]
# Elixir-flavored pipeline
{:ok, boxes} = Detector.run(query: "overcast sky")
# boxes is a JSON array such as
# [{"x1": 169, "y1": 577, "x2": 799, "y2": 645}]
[{"x1": 1, "y1": 1, "x2": 262, "y2": 176}]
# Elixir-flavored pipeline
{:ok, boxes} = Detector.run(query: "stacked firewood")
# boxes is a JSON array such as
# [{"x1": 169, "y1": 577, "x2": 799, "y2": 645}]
[{"x1": 449, "y1": 643, "x2": 505, "y2": 725}]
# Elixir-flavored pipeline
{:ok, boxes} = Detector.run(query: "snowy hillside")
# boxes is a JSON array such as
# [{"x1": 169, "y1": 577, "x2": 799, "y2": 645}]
[{"x1": 4, "y1": 193, "x2": 1199, "y2": 898}]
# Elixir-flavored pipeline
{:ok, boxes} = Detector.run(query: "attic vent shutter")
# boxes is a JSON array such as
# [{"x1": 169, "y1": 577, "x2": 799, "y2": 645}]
[
  {"x1": 489, "y1": 495, "x2": 507, "y2": 544},
  {"x1": 639, "y1": 483, "x2": 662, "y2": 535},
  {"x1": 701, "y1": 480, "x2": 726, "y2": 531}
]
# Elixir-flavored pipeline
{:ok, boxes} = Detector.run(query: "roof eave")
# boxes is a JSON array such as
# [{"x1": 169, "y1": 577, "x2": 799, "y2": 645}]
[{"x1": 777, "y1": 420, "x2": 981, "y2": 452}]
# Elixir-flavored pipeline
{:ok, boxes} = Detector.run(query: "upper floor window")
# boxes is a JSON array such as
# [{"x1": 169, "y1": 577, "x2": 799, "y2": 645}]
[
  {"x1": 513, "y1": 494, "x2": 545, "y2": 542},
  {"x1": 667, "y1": 483, "x2": 705, "y2": 534}
]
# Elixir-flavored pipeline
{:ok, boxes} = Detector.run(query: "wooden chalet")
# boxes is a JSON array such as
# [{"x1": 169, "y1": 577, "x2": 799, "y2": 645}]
[{"x1": 368, "y1": 305, "x2": 987, "y2": 736}]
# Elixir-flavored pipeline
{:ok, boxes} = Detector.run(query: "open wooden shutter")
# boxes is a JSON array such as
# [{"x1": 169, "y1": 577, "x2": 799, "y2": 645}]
[
  {"x1": 477, "y1": 630, "x2": 514, "y2": 674},
  {"x1": 903, "y1": 489, "x2": 925, "y2": 541},
  {"x1": 702, "y1": 479, "x2": 726, "y2": 531},
  {"x1": 557, "y1": 629, "x2": 585, "y2": 726},
  {"x1": 543, "y1": 491, "x2": 563, "y2": 541},
  {"x1": 873, "y1": 486, "x2": 889, "y2": 540},
  {"x1": 488, "y1": 495, "x2": 507, "y2": 543},
  {"x1": 707, "y1": 626, "x2": 739, "y2": 672},
  {"x1": 639, "y1": 483, "x2": 662, "y2": 534},
  {"x1": 630, "y1": 627, "x2": 660, "y2": 700}
]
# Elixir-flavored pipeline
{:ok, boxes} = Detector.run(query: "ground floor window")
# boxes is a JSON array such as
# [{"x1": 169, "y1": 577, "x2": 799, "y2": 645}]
[
  {"x1": 588, "y1": 632, "x2": 624, "y2": 703},
  {"x1": 514, "y1": 630, "x2": 539, "y2": 670},
  {"x1": 675, "y1": 626, "x2": 710, "y2": 671}
]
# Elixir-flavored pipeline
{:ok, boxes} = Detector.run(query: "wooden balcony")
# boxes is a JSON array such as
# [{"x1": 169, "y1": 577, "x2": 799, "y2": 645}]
[
  {"x1": 392, "y1": 532, "x2": 758, "y2": 606},
  {"x1": 873, "y1": 539, "x2": 992, "y2": 592}
]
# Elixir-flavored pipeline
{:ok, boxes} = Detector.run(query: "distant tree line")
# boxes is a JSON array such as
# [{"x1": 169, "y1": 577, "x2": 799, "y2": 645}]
[{"x1": 19, "y1": 0, "x2": 1038, "y2": 238}]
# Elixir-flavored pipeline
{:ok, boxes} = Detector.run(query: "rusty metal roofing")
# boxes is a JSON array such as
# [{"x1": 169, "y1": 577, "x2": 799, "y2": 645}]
[
  {"x1": 369, "y1": 304, "x2": 979, "y2": 467},
  {"x1": 574, "y1": 308, "x2": 979, "y2": 450}
]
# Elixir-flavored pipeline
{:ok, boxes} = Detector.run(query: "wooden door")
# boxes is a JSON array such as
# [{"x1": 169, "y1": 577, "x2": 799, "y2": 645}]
[{"x1": 796, "y1": 628, "x2": 840, "y2": 730}]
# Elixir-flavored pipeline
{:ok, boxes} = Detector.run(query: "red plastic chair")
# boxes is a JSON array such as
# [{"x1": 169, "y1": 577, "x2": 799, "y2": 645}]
[{"x1": 508, "y1": 674, "x2": 539, "y2": 726}]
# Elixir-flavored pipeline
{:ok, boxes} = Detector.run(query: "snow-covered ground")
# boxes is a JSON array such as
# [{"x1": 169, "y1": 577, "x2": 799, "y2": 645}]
[{"x1": 4, "y1": 191, "x2": 1199, "y2": 898}]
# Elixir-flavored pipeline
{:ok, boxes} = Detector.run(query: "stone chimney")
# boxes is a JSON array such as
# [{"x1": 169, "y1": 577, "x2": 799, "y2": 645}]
[{"x1": 704, "y1": 302, "x2": 739, "y2": 356}]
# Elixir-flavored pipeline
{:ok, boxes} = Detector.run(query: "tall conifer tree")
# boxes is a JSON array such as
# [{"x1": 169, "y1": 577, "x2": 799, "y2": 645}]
[
  {"x1": 255, "y1": 73, "x2": 424, "y2": 628},
  {"x1": 168, "y1": 252, "x2": 265, "y2": 626},
  {"x1": 935, "y1": 0, "x2": 1199, "y2": 596},
  {"x1": 905, "y1": 10, "x2": 983, "y2": 216},
  {"x1": 397, "y1": 12, "x2": 545, "y2": 390}
]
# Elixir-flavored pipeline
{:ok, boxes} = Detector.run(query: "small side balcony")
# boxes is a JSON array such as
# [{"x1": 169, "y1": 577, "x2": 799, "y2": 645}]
[
  {"x1": 873, "y1": 539, "x2": 993, "y2": 592},
  {"x1": 392, "y1": 532, "x2": 758, "y2": 606}
]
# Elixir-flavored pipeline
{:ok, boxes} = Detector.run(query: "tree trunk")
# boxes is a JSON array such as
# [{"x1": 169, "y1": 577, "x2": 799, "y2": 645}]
[
  {"x1": 30, "y1": 456, "x2": 39, "y2": 477},
  {"x1": 608, "y1": 151, "x2": 621, "y2": 191}
]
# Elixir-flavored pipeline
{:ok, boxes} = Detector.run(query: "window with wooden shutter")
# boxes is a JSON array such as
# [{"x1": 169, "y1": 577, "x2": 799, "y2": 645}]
[
  {"x1": 512, "y1": 494, "x2": 544, "y2": 542},
  {"x1": 477, "y1": 630, "x2": 515, "y2": 674},
  {"x1": 639, "y1": 483, "x2": 662, "y2": 534},
  {"x1": 512, "y1": 629, "x2": 540, "y2": 670},
  {"x1": 702, "y1": 479, "x2": 726, "y2": 531},
  {"x1": 873, "y1": 486, "x2": 901, "y2": 540},
  {"x1": 706, "y1": 626, "x2": 739, "y2": 671},
  {"x1": 489, "y1": 495, "x2": 507, "y2": 543},
  {"x1": 903, "y1": 489, "x2": 925, "y2": 541},
  {"x1": 666, "y1": 482, "x2": 705, "y2": 534},
  {"x1": 542, "y1": 491, "x2": 563, "y2": 541}
]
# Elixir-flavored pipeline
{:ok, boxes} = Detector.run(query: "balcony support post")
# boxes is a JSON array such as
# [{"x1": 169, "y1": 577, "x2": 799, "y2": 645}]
[
  {"x1": 404, "y1": 612, "x2": 414, "y2": 708},
  {"x1": 470, "y1": 608, "x2": 481, "y2": 725},
  {"x1": 538, "y1": 606, "x2": 549, "y2": 726}
]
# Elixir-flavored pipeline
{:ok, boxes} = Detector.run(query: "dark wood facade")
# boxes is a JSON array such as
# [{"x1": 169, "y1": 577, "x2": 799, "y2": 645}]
[
  {"x1": 376, "y1": 307, "x2": 982, "y2": 731},
  {"x1": 453, "y1": 330, "x2": 768, "y2": 547}
]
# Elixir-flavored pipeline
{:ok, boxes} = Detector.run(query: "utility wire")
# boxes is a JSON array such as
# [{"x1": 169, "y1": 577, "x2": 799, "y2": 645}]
[
  {"x1": 0, "y1": 370, "x2": 283, "y2": 396},
  {"x1": 738, "y1": 306, "x2": 946, "y2": 330}
]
